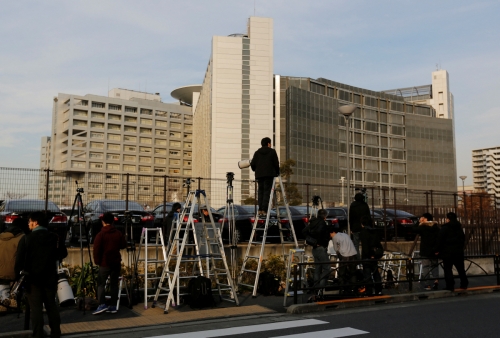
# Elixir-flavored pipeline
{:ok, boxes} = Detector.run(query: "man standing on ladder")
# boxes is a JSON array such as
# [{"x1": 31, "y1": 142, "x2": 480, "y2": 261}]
[{"x1": 250, "y1": 137, "x2": 280, "y2": 217}]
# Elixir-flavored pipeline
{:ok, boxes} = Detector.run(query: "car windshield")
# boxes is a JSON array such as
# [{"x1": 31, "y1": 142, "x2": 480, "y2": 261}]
[
  {"x1": 277, "y1": 207, "x2": 300, "y2": 216},
  {"x1": 327, "y1": 209, "x2": 345, "y2": 217},
  {"x1": 102, "y1": 201, "x2": 144, "y2": 211},
  {"x1": 240, "y1": 205, "x2": 258, "y2": 214},
  {"x1": 291, "y1": 206, "x2": 308, "y2": 215},
  {"x1": 8, "y1": 200, "x2": 59, "y2": 212}
]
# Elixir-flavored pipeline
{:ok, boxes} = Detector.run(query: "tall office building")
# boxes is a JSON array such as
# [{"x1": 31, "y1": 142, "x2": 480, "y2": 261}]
[
  {"x1": 193, "y1": 17, "x2": 274, "y2": 205},
  {"x1": 472, "y1": 146, "x2": 500, "y2": 205},
  {"x1": 40, "y1": 88, "x2": 193, "y2": 206}
]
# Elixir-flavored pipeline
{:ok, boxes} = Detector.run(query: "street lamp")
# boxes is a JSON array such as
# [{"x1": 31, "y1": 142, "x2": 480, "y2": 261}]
[
  {"x1": 459, "y1": 175, "x2": 467, "y2": 193},
  {"x1": 338, "y1": 104, "x2": 357, "y2": 236}
]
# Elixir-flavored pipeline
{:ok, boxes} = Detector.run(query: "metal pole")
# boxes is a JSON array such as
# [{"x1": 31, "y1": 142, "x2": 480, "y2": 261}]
[
  {"x1": 44, "y1": 169, "x2": 50, "y2": 212},
  {"x1": 345, "y1": 115, "x2": 351, "y2": 236},
  {"x1": 293, "y1": 264, "x2": 298, "y2": 305},
  {"x1": 197, "y1": 177, "x2": 201, "y2": 191},
  {"x1": 453, "y1": 193, "x2": 458, "y2": 215},
  {"x1": 383, "y1": 188, "x2": 387, "y2": 249},
  {"x1": 125, "y1": 173, "x2": 130, "y2": 211},
  {"x1": 393, "y1": 188, "x2": 397, "y2": 243},
  {"x1": 306, "y1": 184, "x2": 310, "y2": 216},
  {"x1": 371, "y1": 186, "x2": 375, "y2": 218},
  {"x1": 430, "y1": 190, "x2": 434, "y2": 217},
  {"x1": 163, "y1": 175, "x2": 167, "y2": 223},
  {"x1": 254, "y1": 180, "x2": 257, "y2": 215}
]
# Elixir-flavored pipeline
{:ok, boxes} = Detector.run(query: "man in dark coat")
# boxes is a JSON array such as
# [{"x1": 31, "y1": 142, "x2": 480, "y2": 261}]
[
  {"x1": 349, "y1": 193, "x2": 371, "y2": 259},
  {"x1": 302, "y1": 209, "x2": 331, "y2": 298},
  {"x1": 360, "y1": 216, "x2": 383, "y2": 296},
  {"x1": 93, "y1": 212, "x2": 127, "y2": 314},
  {"x1": 414, "y1": 212, "x2": 440, "y2": 290},
  {"x1": 434, "y1": 212, "x2": 468, "y2": 291},
  {"x1": 250, "y1": 137, "x2": 280, "y2": 216},
  {"x1": 164, "y1": 202, "x2": 182, "y2": 243},
  {"x1": 15, "y1": 211, "x2": 67, "y2": 338}
]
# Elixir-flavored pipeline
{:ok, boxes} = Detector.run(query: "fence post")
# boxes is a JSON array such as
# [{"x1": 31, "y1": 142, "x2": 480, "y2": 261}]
[
  {"x1": 125, "y1": 173, "x2": 130, "y2": 211},
  {"x1": 44, "y1": 169, "x2": 50, "y2": 212},
  {"x1": 480, "y1": 195, "x2": 485, "y2": 254},
  {"x1": 382, "y1": 188, "x2": 388, "y2": 248},
  {"x1": 463, "y1": 191, "x2": 468, "y2": 225},
  {"x1": 406, "y1": 258, "x2": 414, "y2": 292},
  {"x1": 393, "y1": 188, "x2": 397, "y2": 240},
  {"x1": 293, "y1": 264, "x2": 298, "y2": 304},
  {"x1": 425, "y1": 191, "x2": 429, "y2": 212},
  {"x1": 306, "y1": 183, "x2": 310, "y2": 216},
  {"x1": 453, "y1": 193, "x2": 458, "y2": 215},
  {"x1": 495, "y1": 255, "x2": 500, "y2": 286},
  {"x1": 371, "y1": 186, "x2": 375, "y2": 218},
  {"x1": 162, "y1": 175, "x2": 167, "y2": 223},
  {"x1": 430, "y1": 190, "x2": 434, "y2": 217}
]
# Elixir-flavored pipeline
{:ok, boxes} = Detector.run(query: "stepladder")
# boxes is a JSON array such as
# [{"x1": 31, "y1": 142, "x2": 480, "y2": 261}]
[
  {"x1": 105, "y1": 276, "x2": 130, "y2": 310},
  {"x1": 152, "y1": 189, "x2": 239, "y2": 313},
  {"x1": 237, "y1": 176, "x2": 300, "y2": 297},
  {"x1": 135, "y1": 228, "x2": 168, "y2": 308},
  {"x1": 282, "y1": 248, "x2": 307, "y2": 306}
]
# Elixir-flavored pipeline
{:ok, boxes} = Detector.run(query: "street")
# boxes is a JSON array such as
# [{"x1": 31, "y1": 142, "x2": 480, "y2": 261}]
[{"x1": 66, "y1": 291, "x2": 500, "y2": 338}]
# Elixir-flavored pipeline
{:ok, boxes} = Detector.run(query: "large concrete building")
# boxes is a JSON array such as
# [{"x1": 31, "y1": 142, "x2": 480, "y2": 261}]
[
  {"x1": 472, "y1": 146, "x2": 500, "y2": 205},
  {"x1": 193, "y1": 16, "x2": 274, "y2": 205},
  {"x1": 192, "y1": 16, "x2": 457, "y2": 206},
  {"x1": 40, "y1": 88, "x2": 194, "y2": 206}
]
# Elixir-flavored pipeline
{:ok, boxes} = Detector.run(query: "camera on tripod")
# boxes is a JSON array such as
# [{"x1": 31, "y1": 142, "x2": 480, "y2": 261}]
[
  {"x1": 183, "y1": 178, "x2": 194, "y2": 188},
  {"x1": 226, "y1": 172, "x2": 235, "y2": 184}
]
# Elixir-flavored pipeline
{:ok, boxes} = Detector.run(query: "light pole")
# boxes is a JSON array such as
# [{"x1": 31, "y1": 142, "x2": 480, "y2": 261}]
[
  {"x1": 340, "y1": 177, "x2": 345, "y2": 206},
  {"x1": 459, "y1": 175, "x2": 467, "y2": 193},
  {"x1": 339, "y1": 104, "x2": 357, "y2": 236}
]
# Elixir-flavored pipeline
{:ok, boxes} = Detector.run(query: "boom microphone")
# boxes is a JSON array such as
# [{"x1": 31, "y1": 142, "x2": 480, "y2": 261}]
[{"x1": 238, "y1": 160, "x2": 251, "y2": 169}]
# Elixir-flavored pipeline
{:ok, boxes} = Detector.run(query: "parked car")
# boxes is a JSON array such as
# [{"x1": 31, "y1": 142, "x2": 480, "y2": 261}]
[
  {"x1": 0, "y1": 199, "x2": 68, "y2": 247},
  {"x1": 78, "y1": 200, "x2": 154, "y2": 244},
  {"x1": 152, "y1": 202, "x2": 185, "y2": 228},
  {"x1": 374, "y1": 208, "x2": 418, "y2": 240},
  {"x1": 325, "y1": 207, "x2": 348, "y2": 232},
  {"x1": 274, "y1": 206, "x2": 307, "y2": 240},
  {"x1": 216, "y1": 204, "x2": 261, "y2": 243}
]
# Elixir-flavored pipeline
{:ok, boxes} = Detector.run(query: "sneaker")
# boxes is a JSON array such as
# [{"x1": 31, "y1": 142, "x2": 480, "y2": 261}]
[
  {"x1": 106, "y1": 306, "x2": 118, "y2": 314},
  {"x1": 92, "y1": 304, "x2": 109, "y2": 315}
]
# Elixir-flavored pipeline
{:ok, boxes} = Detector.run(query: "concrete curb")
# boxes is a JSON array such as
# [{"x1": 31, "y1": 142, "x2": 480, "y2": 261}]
[
  {"x1": 287, "y1": 286, "x2": 500, "y2": 314},
  {"x1": 0, "y1": 331, "x2": 32, "y2": 338}
]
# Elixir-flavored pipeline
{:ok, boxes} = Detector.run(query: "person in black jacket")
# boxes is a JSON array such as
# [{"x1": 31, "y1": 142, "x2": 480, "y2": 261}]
[
  {"x1": 250, "y1": 137, "x2": 280, "y2": 216},
  {"x1": 349, "y1": 193, "x2": 371, "y2": 259},
  {"x1": 302, "y1": 209, "x2": 331, "y2": 297},
  {"x1": 164, "y1": 202, "x2": 181, "y2": 243},
  {"x1": 434, "y1": 212, "x2": 468, "y2": 291},
  {"x1": 360, "y1": 216, "x2": 383, "y2": 296},
  {"x1": 414, "y1": 212, "x2": 440, "y2": 290},
  {"x1": 15, "y1": 211, "x2": 67, "y2": 338}
]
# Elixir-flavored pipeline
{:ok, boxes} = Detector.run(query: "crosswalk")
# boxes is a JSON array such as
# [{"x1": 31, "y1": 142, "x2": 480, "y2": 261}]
[{"x1": 148, "y1": 319, "x2": 369, "y2": 338}]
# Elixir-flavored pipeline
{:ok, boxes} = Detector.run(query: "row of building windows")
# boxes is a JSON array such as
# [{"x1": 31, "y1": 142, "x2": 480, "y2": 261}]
[
  {"x1": 71, "y1": 119, "x2": 192, "y2": 131},
  {"x1": 71, "y1": 161, "x2": 192, "y2": 175},
  {"x1": 79, "y1": 141, "x2": 192, "y2": 150}
]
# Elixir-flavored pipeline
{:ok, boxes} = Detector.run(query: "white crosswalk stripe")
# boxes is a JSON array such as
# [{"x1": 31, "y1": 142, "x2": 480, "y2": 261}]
[
  {"x1": 148, "y1": 319, "x2": 369, "y2": 338},
  {"x1": 149, "y1": 319, "x2": 327, "y2": 338},
  {"x1": 271, "y1": 327, "x2": 369, "y2": 338}
]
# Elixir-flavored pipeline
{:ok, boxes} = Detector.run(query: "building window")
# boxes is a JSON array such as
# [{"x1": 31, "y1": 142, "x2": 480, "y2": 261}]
[
  {"x1": 124, "y1": 135, "x2": 136, "y2": 142},
  {"x1": 90, "y1": 142, "x2": 104, "y2": 149},
  {"x1": 156, "y1": 110, "x2": 168, "y2": 117},
  {"x1": 184, "y1": 115, "x2": 193, "y2": 121},
  {"x1": 123, "y1": 165, "x2": 136, "y2": 172},
  {"x1": 90, "y1": 162, "x2": 103, "y2": 169},
  {"x1": 141, "y1": 118, "x2": 152, "y2": 125},
  {"x1": 91, "y1": 112, "x2": 105, "y2": 119},
  {"x1": 170, "y1": 140, "x2": 181, "y2": 147},
  {"x1": 109, "y1": 104, "x2": 122, "y2": 111},
  {"x1": 73, "y1": 110, "x2": 88, "y2": 117},
  {"x1": 156, "y1": 130, "x2": 167, "y2": 136},
  {"x1": 170, "y1": 113, "x2": 181, "y2": 119},
  {"x1": 92, "y1": 102, "x2": 105, "y2": 109},
  {"x1": 184, "y1": 134, "x2": 192, "y2": 140},
  {"x1": 139, "y1": 156, "x2": 151, "y2": 163},
  {"x1": 107, "y1": 144, "x2": 120, "y2": 151},
  {"x1": 124, "y1": 145, "x2": 136, "y2": 152},
  {"x1": 184, "y1": 143, "x2": 192, "y2": 149},
  {"x1": 169, "y1": 159, "x2": 180, "y2": 165},
  {"x1": 140, "y1": 137, "x2": 152, "y2": 144},
  {"x1": 183, "y1": 169, "x2": 192, "y2": 176},
  {"x1": 140, "y1": 127, "x2": 152, "y2": 134},
  {"x1": 89, "y1": 152, "x2": 103, "y2": 159},
  {"x1": 108, "y1": 124, "x2": 121, "y2": 131},
  {"x1": 183, "y1": 160, "x2": 191, "y2": 166},
  {"x1": 90, "y1": 132, "x2": 103, "y2": 139},
  {"x1": 140, "y1": 109, "x2": 152, "y2": 116},
  {"x1": 74, "y1": 120, "x2": 88, "y2": 127},
  {"x1": 170, "y1": 150, "x2": 180, "y2": 156},
  {"x1": 155, "y1": 148, "x2": 167, "y2": 155},
  {"x1": 123, "y1": 155, "x2": 136, "y2": 162},
  {"x1": 169, "y1": 168, "x2": 180, "y2": 175},
  {"x1": 185, "y1": 124, "x2": 193, "y2": 131},
  {"x1": 139, "y1": 147, "x2": 151, "y2": 153},
  {"x1": 91, "y1": 122, "x2": 104, "y2": 129},
  {"x1": 107, "y1": 153, "x2": 120, "y2": 160},
  {"x1": 156, "y1": 120, "x2": 167, "y2": 127},
  {"x1": 108, "y1": 114, "x2": 121, "y2": 121},
  {"x1": 108, "y1": 134, "x2": 121, "y2": 141},
  {"x1": 125, "y1": 106, "x2": 137, "y2": 113},
  {"x1": 155, "y1": 158, "x2": 166, "y2": 164},
  {"x1": 124, "y1": 126, "x2": 136, "y2": 133},
  {"x1": 154, "y1": 168, "x2": 166, "y2": 173},
  {"x1": 106, "y1": 163, "x2": 119, "y2": 170},
  {"x1": 72, "y1": 161, "x2": 85, "y2": 168},
  {"x1": 155, "y1": 139, "x2": 167, "y2": 146},
  {"x1": 139, "y1": 166, "x2": 151, "y2": 172},
  {"x1": 171, "y1": 122, "x2": 181, "y2": 129},
  {"x1": 125, "y1": 116, "x2": 137, "y2": 123}
]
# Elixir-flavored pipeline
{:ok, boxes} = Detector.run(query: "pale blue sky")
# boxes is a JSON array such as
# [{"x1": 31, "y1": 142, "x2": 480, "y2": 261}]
[{"x1": 1, "y1": 0, "x2": 499, "y2": 186}]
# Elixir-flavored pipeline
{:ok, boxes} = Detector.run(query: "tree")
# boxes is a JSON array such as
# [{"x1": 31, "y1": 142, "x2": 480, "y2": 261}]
[
  {"x1": 4, "y1": 191, "x2": 28, "y2": 199},
  {"x1": 277, "y1": 159, "x2": 303, "y2": 206},
  {"x1": 242, "y1": 196, "x2": 257, "y2": 205}
]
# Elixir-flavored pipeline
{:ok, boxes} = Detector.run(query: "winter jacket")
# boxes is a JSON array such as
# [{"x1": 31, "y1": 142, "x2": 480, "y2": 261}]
[
  {"x1": 93, "y1": 225, "x2": 127, "y2": 268},
  {"x1": 434, "y1": 220, "x2": 465, "y2": 259},
  {"x1": 250, "y1": 146, "x2": 280, "y2": 179},
  {"x1": 302, "y1": 217, "x2": 331, "y2": 248},
  {"x1": 348, "y1": 201, "x2": 371, "y2": 233},
  {"x1": 15, "y1": 227, "x2": 68, "y2": 289},
  {"x1": 360, "y1": 226, "x2": 382, "y2": 259},
  {"x1": 0, "y1": 226, "x2": 25, "y2": 281},
  {"x1": 413, "y1": 221, "x2": 440, "y2": 257}
]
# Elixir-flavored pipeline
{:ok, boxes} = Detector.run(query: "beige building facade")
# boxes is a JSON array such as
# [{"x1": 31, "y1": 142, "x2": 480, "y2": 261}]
[
  {"x1": 193, "y1": 17, "x2": 274, "y2": 205},
  {"x1": 473, "y1": 146, "x2": 500, "y2": 205},
  {"x1": 40, "y1": 89, "x2": 193, "y2": 206}
]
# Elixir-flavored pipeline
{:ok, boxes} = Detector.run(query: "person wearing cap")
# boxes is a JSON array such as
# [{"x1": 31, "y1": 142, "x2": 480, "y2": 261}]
[
  {"x1": 414, "y1": 212, "x2": 440, "y2": 290},
  {"x1": 348, "y1": 192, "x2": 371, "y2": 259},
  {"x1": 434, "y1": 212, "x2": 468, "y2": 291},
  {"x1": 250, "y1": 137, "x2": 280, "y2": 217}
]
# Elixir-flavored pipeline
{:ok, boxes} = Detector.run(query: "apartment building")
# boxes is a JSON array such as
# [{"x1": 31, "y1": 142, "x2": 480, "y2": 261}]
[
  {"x1": 472, "y1": 146, "x2": 500, "y2": 205},
  {"x1": 40, "y1": 88, "x2": 193, "y2": 206}
]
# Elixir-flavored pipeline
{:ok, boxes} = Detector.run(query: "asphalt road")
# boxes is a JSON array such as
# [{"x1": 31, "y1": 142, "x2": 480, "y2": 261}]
[{"x1": 66, "y1": 291, "x2": 500, "y2": 338}]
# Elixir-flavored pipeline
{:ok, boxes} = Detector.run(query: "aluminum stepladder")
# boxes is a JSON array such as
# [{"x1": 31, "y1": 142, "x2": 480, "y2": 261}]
[
  {"x1": 152, "y1": 189, "x2": 239, "y2": 313},
  {"x1": 282, "y1": 248, "x2": 307, "y2": 306},
  {"x1": 135, "y1": 228, "x2": 168, "y2": 308},
  {"x1": 237, "y1": 176, "x2": 299, "y2": 297},
  {"x1": 105, "y1": 276, "x2": 130, "y2": 311}
]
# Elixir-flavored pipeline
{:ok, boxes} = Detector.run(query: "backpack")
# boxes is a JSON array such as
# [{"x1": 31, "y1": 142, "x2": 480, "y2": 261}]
[
  {"x1": 257, "y1": 271, "x2": 281, "y2": 296},
  {"x1": 188, "y1": 276, "x2": 215, "y2": 309}
]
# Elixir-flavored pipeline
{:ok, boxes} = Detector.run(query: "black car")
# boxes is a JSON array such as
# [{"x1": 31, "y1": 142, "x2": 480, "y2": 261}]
[
  {"x1": 0, "y1": 199, "x2": 68, "y2": 247},
  {"x1": 374, "y1": 208, "x2": 418, "y2": 240},
  {"x1": 77, "y1": 200, "x2": 154, "y2": 244},
  {"x1": 325, "y1": 207, "x2": 348, "y2": 232},
  {"x1": 216, "y1": 204, "x2": 259, "y2": 243},
  {"x1": 275, "y1": 206, "x2": 308, "y2": 240}
]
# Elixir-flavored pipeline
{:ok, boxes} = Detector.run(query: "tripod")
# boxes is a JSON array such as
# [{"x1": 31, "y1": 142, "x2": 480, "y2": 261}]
[
  {"x1": 124, "y1": 211, "x2": 139, "y2": 308},
  {"x1": 311, "y1": 195, "x2": 324, "y2": 218},
  {"x1": 221, "y1": 172, "x2": 238, "y2": 281},
  {"x1": 68, "y1": 181, "x2": 97, "y2": 314}
]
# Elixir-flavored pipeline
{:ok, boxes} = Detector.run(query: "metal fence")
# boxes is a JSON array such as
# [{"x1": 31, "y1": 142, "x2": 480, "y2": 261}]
[{"x1": 0, "y1": 167, "x2": 499, "y2": 254}]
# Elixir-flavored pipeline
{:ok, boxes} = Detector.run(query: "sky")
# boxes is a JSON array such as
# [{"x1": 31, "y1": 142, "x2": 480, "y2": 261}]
[{"x1": 1, "y1": 0, "x2": 499, "y2": 186}]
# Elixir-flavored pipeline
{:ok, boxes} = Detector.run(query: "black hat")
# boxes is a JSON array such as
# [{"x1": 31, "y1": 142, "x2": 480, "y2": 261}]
[{"x1": 422, "y1": 213, "x2": 433, "y2": 221}]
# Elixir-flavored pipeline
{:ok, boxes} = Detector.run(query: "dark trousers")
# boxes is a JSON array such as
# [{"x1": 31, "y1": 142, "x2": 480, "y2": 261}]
[
  {"x1": 312, "y1": 246, "x2": 331, "y2": 290},
  {"x1": 98, "y1": 266, "x2": 120, "y2": 305},
  {"x1": 442, "y1": 255, "x2": 468, "y2": 291},
  {"x1": 26, "y1": 284, "x2": 61, "y2": 338},
  {"x1": 258, "y1": 177, "x2": 274, "y2": 212},
  {"x1": 363, "y1": 260, "x2": 382, "y2": 295},
  {"x1": 338, "y1": 255, "x2": 357, "y2": 291}
]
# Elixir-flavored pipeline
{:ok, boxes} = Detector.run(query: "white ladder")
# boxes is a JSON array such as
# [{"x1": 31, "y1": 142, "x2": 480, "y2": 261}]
[
  {"x1": 153, "y1": 189, "x2": 239, "y2": 313},
  {"x1": 237, "y1": 176, "x2": 299, "y2": 297},
  {"x1": 282, "y1": 248, "x2": 307, "y2": 306},
  {"x1": 136, "y1": 228, "x2": 168, "y2": 308}
]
